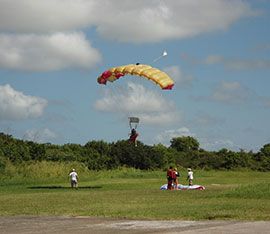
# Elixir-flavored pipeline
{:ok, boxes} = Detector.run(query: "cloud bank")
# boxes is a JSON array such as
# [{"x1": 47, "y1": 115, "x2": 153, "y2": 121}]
[
  {"x1": 0, "y1": 32, "x2": 102, "y2": 71},
  {"x1": 154, "y1": 127, "x2": 196, "y2": 145},
  {"x1": 0, "y1": 1, "x2": 257, "y2": 71},
  {"x1": 163, "y1": 66, "x2": 193, "y2": 87},
  {"x1": 211, "y1": 81, "x2": 253, "y2": 104},
  {"x1": 154, "y1": 127, "x2": 239, "y2": 151},
  {"x1": 23, "y1": 128, "x2": 57, "y2": 143},
  {"x1": 0, "y1": 84, "x2": 48, "y2": 121},
  {"x1": 94, "y1": 82, "x2": 181, "y2": 125},
  {"x1": 204, "y1": 55, "x2": 270, "y2": 70},
  {"x1": 0, "y1": 0, "x2": 256, "y2": 43}
]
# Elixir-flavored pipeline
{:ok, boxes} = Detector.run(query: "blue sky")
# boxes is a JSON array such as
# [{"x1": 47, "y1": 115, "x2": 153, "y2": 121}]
[{"x1": 0, "y1": 0, "x2": 269, "y2": 152}]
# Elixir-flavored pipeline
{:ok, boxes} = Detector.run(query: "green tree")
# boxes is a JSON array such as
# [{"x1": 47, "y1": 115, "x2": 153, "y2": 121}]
[
  {"x1": 0, "y1": 150, "x2": 6, "y2": 172},
  {"x1": 152, "y1": 144, "x2": 173, "y2": 169},
  {"x1": 27, "y1": 142, "x2": 46, "y2": 161},
  {"x1": 260, "y1": 143, "x2": 270, "y2": 156},
  {"x1": 254, "y1": 143, "x2": 270, "y2": 171},
  {"x1": 85, "y1": 140, "x2": 110, "y2": 156},
  {"x1": 170, "y1": 136, "x2": 199, "y2": 152}
]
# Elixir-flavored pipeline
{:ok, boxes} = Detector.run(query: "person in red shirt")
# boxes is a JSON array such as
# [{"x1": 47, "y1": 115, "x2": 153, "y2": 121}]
[
  {"x1": 129, "y1": 128, "x2": 139, "y2": 146},
  {"x1": 167, "y1": 166, "x2": 174, "y2": 190}
]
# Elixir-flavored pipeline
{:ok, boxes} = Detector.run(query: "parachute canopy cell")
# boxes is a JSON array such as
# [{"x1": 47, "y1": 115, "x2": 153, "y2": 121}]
[{"x1": 97, "y1": 64, "x2": 174, "y2": 90}]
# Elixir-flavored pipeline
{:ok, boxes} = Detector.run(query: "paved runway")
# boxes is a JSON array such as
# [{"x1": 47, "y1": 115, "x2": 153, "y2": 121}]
[{"x1": 0, "y1": 216, "x2": 269, "y2": 234}]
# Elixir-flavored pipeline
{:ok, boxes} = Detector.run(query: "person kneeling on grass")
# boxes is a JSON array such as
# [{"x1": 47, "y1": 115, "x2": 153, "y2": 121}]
[{"x1": 69, "y1": 169, "x2": 78, "y2": 189}]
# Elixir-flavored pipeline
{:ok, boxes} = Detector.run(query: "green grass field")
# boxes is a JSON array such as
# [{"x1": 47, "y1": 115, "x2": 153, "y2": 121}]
[{"x1": 0, "y1": 162, "x2": 269, "y2": 220}]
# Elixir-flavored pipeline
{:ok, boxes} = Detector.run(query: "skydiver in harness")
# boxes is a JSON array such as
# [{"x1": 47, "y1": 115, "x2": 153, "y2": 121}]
[
  {"x1": 129, "y1": 128, "x2": 139, "y2": 147},
  {"x1": 128, "y1": 117, "x2": 139, "y2": 146}
]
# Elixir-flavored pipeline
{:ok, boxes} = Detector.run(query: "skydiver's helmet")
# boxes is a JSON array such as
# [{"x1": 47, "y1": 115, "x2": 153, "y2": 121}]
[{"x1": 131, "y1": 128, "x2": 136, "y2": 135}]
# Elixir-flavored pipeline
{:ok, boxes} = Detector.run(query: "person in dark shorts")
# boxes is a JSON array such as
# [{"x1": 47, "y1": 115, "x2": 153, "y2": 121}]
[{"x1": 167, "y1": 166, "x2": 173, "y2": 190}]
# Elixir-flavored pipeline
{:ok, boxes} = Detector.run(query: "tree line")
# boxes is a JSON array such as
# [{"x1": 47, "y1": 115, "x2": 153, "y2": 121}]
[{"x1": 0, "y1": 132, "x2": 269, "y2": 171}]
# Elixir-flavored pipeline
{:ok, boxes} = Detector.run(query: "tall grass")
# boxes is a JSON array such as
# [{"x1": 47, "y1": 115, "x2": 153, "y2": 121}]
[
  {"x1": 0, "y1": 161, "x2": 89, "y2": 185},
  {"x1": 0, "y1": 161, "x2": 164, "y2": 183}
]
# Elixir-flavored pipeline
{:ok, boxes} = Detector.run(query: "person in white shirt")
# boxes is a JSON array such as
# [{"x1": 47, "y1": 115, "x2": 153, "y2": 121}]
[
  {"x1": 187, "y1": 168, "x2": 193, "y2": 186},
  {"x1": 69, "y1": 169, "x2": 78, "y2": 188}
]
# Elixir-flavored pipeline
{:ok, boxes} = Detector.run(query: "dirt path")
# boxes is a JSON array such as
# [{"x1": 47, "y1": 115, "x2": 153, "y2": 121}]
[{"x1": 0, "y1": 216, "x2": 269, "y2": 234}]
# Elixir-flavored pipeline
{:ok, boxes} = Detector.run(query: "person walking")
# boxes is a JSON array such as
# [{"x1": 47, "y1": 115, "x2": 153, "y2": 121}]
[
  {"x1": 69, "y1": 169, "x2": 78, "y2": 189},
  {"x1": 187, "y1": 168, "x2": 193, "y2": 186},
  {"x1": 173, "y1": 167, "x2": 180, "y2": 190}
]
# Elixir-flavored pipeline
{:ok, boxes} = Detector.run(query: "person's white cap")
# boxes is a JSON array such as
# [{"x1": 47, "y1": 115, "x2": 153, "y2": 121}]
[
  {"x1": 72, "y1": 168, "x2": 75, "y2": 171},
  {"x1": 187, "y1": 168, "x2": 191, "y2": 171}
]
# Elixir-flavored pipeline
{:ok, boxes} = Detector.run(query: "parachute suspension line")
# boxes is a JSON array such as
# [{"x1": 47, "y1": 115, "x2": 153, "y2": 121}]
[
  {"x1": 129, "y1": 122, "x2": 138, "y2": 130},
  {"x1": 153, "y1": 50, "x2": 168, "y2": 63},
  {"x1": 108, "y1": 82, "x2": 126, "y2": 106}
]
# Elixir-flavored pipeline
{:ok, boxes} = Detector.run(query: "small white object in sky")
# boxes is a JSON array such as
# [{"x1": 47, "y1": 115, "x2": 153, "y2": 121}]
[
  {"x1": 153, "y1": 50, "x2": 168, "y2": 63},
  {"x1": 162, "y1": 50, "x2": 168, "y2": 57}
]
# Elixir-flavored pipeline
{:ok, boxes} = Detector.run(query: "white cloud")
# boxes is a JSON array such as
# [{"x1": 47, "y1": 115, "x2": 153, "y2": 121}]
[
  {"x1": 193, "y1": 112, "x2": 224, "y2": 126},
  {"x1": 259, "y1": 96, "x2": 270, "y2": 108},
  {"x1": 203, "y1": 55, "x2": 270, "y2": 70},
  {"x1": 163, "y1": 65, "x2": 193, "y2": 87},
  {"x1": 0, "y1": 32, "x2": 102, "y2": 71},
  {"x1": 225, "y1": 59, "x2": 270, "y2": 70},
  {"x1": 24, "y1": 128, "x2": 57, "y2": 143},
  {"x1": 154, "y1": 127, "x2": 195, "y2": 145},
  {"x1": 211, "y1": 81, "x2": 253, "y2": 103},
  {"x1": 204, "y1": 55, "x2": 224, "y2": 65},
  {"x1": 193, "y1": 80, "x2": 268, "y2": 108},
  {"x1": 154, "y1": 127, "x2": 241, "y2": 151},
  {"x1": 0, "y1": 0, "x2": 94, "y2": 33},
  {"x1": 200, "y1": 138, "x2": 238, "y2": 151},
  {"x1": 139, "y1": 112, "x2": 180, "y2": 126},
  {"x1": 0, "y1": 0, "x2": 256, "y2": 43},
  {"x1": 253, "y1": 43, "x2": 270, "y2": 52},
  {"x1": 0, "y1": 84, "x2": 48, "y2": 121},
  {"x1": 94, "y1": 82, "x2": 181, "y2": 125}
]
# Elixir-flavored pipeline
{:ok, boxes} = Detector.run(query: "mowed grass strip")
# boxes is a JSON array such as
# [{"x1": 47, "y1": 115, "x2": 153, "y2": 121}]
[{"x1": 0, "y1": 169, "x2": 269, "y2": 220}]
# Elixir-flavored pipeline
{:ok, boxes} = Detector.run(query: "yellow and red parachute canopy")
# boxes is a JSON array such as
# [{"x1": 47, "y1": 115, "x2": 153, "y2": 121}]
[{"x1": 97, "y1": 64, "x2": 174, "y2": 90}]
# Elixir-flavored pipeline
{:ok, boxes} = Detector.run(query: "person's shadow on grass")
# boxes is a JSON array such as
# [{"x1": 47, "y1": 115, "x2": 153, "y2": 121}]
[{"x1": 28, "y1": 185, "x2": 102, "y2": 190}]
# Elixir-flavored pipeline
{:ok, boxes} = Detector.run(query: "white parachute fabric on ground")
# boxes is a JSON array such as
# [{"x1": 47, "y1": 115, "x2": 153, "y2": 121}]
[{"x1": 160, "y1": 184, "x2": 205, "y2": 190}]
